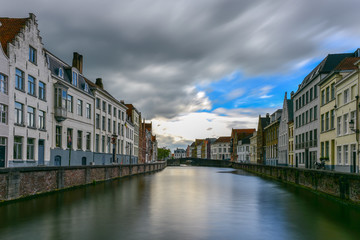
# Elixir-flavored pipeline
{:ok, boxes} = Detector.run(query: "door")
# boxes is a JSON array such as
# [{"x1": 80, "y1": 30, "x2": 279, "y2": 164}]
[
  {"x1": 55, "y1": 155, "x2": 62, "y2": 166},
  {"x1": 0, "y1": 145, "x2": 5, "y2": 168},
  {"x1": 38, "y1": 139, "x2": 45, "y2": 165},
  {"x1": 82, "y1": 157, "x2": 86, "y2": 166}
]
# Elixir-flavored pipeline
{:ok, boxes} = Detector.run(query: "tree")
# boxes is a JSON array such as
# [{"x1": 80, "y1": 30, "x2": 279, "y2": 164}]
[{"x1": 158, "y1": 147, "x2": 171, "y2": 160}]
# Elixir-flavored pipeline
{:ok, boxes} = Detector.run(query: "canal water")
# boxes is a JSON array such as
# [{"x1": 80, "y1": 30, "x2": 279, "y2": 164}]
[{"x1": 0, "y1": 167, "x2": 360, "y2": 240}]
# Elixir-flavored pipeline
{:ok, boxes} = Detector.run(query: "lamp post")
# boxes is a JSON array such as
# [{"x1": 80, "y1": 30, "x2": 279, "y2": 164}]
[{"x1": 111, "y1": 134, "x2": 118, "y2": 164}]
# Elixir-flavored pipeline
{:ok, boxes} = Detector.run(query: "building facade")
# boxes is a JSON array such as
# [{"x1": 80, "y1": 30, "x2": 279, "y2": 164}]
[
  {"x1": 174, "y1": 148, "x2": 186, "y2": 159},
  {"x1": 249, "y1": 132, "x2": 257, "y2": 164},
  {"x1": 294, "y1": 53, "x2": 354, "y2": 169},
  {"x1": 211, "y1": 136, "x2": 231, "y2": 160},
  {"x1": 237, "y1": 135, "x2": 251, "y2": 163},
  {"x1": 278, "y1": 92, "x2": 293, "y2": 166},
  {"x1": 1, "y1": 14, "x2": 53, "y2": 167},
  {"x1": 264, "y1": 110, "x2": 282, "y2": 165}
]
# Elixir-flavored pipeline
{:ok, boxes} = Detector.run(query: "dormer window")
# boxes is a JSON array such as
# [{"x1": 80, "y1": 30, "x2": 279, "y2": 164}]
[
  {"x1": 58, "y1": 68, "x2": 64, "y2": 78},
  {"x1": 84, "y1": 82, "x2": 89, "y2": 92},
  {"x1": 72, "y1": 71, "x2": 78, "y2": 86}
]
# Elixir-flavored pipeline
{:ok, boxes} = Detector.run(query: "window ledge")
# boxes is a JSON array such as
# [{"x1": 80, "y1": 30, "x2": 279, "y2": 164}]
[
  {"x1": 13, "y1": 160, "x2": 24, "y2": 163},
  {"x1": 28, "y1": 94, "x2": 37, "y2": 98},
  {"x1": 39, "y1": 98, "x2": 47, "y2": 102},
  {"x1": 27, "y1": 126, "x2": 37, "y2": 130},
  {"x1": 28, "y1": 61, "x2": 37, "y2": 66},
  {"x1": 15, "y1": 88, "x2": 25, "y2": 93},
  {"x1": 38, "y1": 128, "x2": 47, "y2": 132},
  {"x1": 14, "y1": 123, "x2": 25, "y2": 127},
  {"x1": 26, "y1": 160, "x2": 36, "y2": 163}
]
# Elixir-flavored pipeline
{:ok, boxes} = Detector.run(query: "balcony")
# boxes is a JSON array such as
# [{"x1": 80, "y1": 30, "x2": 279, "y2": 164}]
[{"x1": 55, "y1": 107, "x2": 67, "y2": 122}]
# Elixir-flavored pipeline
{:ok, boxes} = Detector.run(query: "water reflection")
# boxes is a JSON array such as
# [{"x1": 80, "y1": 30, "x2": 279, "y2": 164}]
[{"x1": 0, "y1": 167, "x2": 359, "y2": 240}]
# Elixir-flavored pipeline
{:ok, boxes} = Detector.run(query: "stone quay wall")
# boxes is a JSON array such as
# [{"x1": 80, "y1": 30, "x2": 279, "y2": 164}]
[
  {"x1": 0, "y1": 162, "x2": 166, "y2": 202},
  {"x1": 233, "y1": 163, "x2": 360, "y2": 204}
]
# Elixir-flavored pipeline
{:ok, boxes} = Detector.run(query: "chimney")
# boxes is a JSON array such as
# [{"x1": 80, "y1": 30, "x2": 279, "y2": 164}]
[
  {"x1": 29, "y1": 13, "x2": 36, "y2": 21},
  {"x1": 266, "y1": 113, "x2": 270, "y2": 118},
  {"x1": 72, "y1": 52, "x2": 83, "y2": 74},
  {"x1": 290, "y1": 91, "x2": 294, "y2": 99},
  {"x1": 95, "y1": 78, "x2": 103, "y2": 89}
]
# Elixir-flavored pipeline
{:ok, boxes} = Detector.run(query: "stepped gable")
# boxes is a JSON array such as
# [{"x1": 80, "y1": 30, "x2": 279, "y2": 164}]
[{"x1": 0, "y1": 17, "x2": 29, "y2": 56}]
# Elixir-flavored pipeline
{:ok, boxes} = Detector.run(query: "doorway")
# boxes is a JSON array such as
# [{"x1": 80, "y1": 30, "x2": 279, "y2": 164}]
[
  {"x1": 38, "y1": 139, "x2": 45, "y2": 165},
  {"x1": 0, "y1": 137, "x2": 6, "y2": 168}
]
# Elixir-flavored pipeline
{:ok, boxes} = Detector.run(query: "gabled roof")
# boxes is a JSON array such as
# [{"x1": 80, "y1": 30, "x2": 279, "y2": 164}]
[
  {"x1": 287, "y1": 99, "x2": 293, "y2": 122},
  {"x1": 0, "y1": 17, "x2": 29, "y2": 56},
  {"x1": 215, "y1": 136, "x2": 231, "y2": 143}
]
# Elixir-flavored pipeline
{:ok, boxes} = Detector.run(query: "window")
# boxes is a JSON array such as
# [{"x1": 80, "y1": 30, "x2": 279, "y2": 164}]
[
  {"x1": 108, "y1": 119, "x2": 111, "y2": 132},
  {"x1": 121, "y1": 112, "x2": 124, "y2": 121},
  {"x1": 330, "y1": 110, "x2": 334, "y2": 129},
  {"x1": 14, "y1": 136, "x2": 23, "y2": 160},
  {"x1": 102, "y1": 136, "x2": 105, "y2": 153},
  {"x1": 344, "y1": 89, "x2": 350, "y2": 104},
  {"x1": 77, "y1": 99, "x2": 83, "y2": 116},
  {"x1": 96, "y1": 134, "x2": 99, "y2": 152},
  {"x1": 108, "y1": 104, "x2": 111, "y2": 115},
  {"x1": 118, "y1": 123, "x2": 120, "y2": 135},
  {"x1": 67, "y1": 95, "x2": 73, "y2": 112},
  {"x1": 314, "y1": 106, "x2": 317, "y2": 120},
  {"x1": 306, "y1": 111, "x2": 308, "y2": 124},
  {"x1": 321, "y1": 114, "x2": 324, "y2": 132},
  {"x1": 72, "y1": 72, "x2": 78, "y2": 86},
  {"x1": 310, "y1": 87, "x2": 313, "y2": 101},
  {"x1": 107, "y1": 137, "x2": 111, "y2": 153},
  {"x1": 29, "y1": 46, "x2": 37, "y2": 64},
  {"x1": 27, "y1": 107, "x2": 35, "y2": 128},
  {"x1": 38, "y1": 110, "x2": 45, "y2": 130},
  {"x1": 86, "y1": 133, "x2": 91, "y2": 151},
  {"x1": 84, "y1": 83, "x2": 89, "y2": 92},
  {"x1": 102, "y1": 101, "x2": 106, "y2": 112},
  {"x1": 96, "y1": 114, "x2": 100, "y2": 129},
  {"x1": 306, "y1": 91, "x2": 309, "y2": 104},
  {"x1": 325, "y1": 141, "x2": 329, "y2": 158},
  {"x1": 121, "y1": 124, "x2": 124, "y2": 136},
  {"x1": 321, "y1": 90, "x2": 325, "y2": 105},
  {"x1": 102, "y1": 116, "x2": 106, "y2": 130},
  {"x1": 55, "y1": 88, "x2": 67, "y2": 109},
  {"x1": 343, "y1": 114, "x2": 348, "y2": 134},
  {"x1": 38, "y1": 81, "x2": 45, "y2": 100},
  {"x1": 351, "y1": 111, "x2": 356, "y2": 129},
  {"x1": 58, "y1": 68, "x2": 64, "y2": 78},
  {"x1": 96, "y1": 98, "x2": 100, "y2": 109},
  {"x1": 28, "y1": 75, "x2": 36, "y2": 96},
  {"x1": 86, "y1": 103, "x2": 91, "y2": 119},
  {"x1": 118, "y1": 110, "x2": 121, "y2": 119},
  {"x1": 326, "y1": 87, "x2": 329, "y2": 103},
  {"x1": 331, "y1": 83, "x2": 335, "y2": 100},
  {"x1": 309, "y1": 108, "x2": 313, "y2": 122},
  {"x1": 314, "y1": 86, "x2": 317, "y2": 98},
  {"x1": 67, "y1": 128, "x2": 73, "y2": 149},
  {"x1": 56, "y1": 126, "x2": 62, "y2": 148},
  {"x1": 321, "y1": 142, "x2": 324, "y2": 157},
  {"x1": 113, "y1": 120, "x2": 116, "y2": 134},
  {"x1": 27, "y1": 138, "x2": 35, "y2": 160},
  {"x1": 344, "y1": 145, "x2": 349, "y2": 164},
  {"x1": 0, "y1": 73, "x2": 7, "y2": 94},
  {"x1": 15, "y1": 102, "x2": 23, "y2": 125},
  {"x1": 15, "y1": 68, "x2": 24, "y2": 91},
  {"x1": 114, "y1": 107, "x2": 117, "y2": 117},
  {"x1": 0, "y1": 104, "x2": 7, "y2": 124},
  {"x1": 77, "y1": 130, "x2": 82, "y2": 150},
  {"x1": 337, "y1": 116, "x2": 342, "y2": 135},
  {"x1": 325, "y1": 112, "x2": 329, "y2": 131},
  {"x1": 351, "y1": 85, "x2": 356, "y2": 100}
]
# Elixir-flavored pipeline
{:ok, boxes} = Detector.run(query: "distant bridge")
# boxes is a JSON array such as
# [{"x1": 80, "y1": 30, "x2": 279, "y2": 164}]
[{"x1": 167, "y1": 158, "x2": 232, "y2": 167}]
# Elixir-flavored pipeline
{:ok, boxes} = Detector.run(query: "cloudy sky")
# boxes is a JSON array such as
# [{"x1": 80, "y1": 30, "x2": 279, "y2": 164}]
[{"x1": 3, "y1": 0, "x2": 360, "y2": 150}]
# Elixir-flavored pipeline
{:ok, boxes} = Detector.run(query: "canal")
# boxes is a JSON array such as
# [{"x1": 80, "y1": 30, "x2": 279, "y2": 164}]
[{"x1": 0, "y1": 167, "x2": 360, "y2": 240}]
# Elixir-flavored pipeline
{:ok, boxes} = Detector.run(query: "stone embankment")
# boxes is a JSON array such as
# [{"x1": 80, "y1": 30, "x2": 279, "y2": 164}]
[
  {"x1": 233, "y1": 163, "x2": 360, "y2": 204},
  {"x1": 0, "y1": 162, "x2": 166, "y2": 202}
]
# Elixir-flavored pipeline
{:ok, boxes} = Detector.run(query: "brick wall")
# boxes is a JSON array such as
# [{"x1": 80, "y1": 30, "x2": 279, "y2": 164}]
[{"x1": 0, "y1": 162, "x2": 166, "y2": 202}]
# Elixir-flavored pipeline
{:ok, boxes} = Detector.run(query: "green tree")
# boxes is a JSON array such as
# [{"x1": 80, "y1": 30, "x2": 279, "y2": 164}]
[{"x1": 158, "y1": 147, "x2": 171, "y2": 160}]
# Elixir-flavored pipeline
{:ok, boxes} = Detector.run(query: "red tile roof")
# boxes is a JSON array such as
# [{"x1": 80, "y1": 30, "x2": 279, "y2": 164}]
[
  {"x1": 215, "y1": 136, "x2": 231, "y2": 143},
  {"x1": 0, "y1": 17, "x2": 29, "y2": 56},
  {"x1": 334, "y1": 57, "x2": 360, "y2": 71}
]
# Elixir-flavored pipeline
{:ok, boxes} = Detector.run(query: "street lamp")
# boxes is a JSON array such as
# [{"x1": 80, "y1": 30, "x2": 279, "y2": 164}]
[
  {"x1": 111, "y1": 134, "x2": 118, "y2": 164},
  {"x1": 349, "y1": 119, "x2": 359, "y2": 133}
]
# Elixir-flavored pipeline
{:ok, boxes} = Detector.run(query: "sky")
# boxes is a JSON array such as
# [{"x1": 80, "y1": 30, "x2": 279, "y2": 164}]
[{"x1": 2, "y1": 0, "x2": 360, "y2": 151}]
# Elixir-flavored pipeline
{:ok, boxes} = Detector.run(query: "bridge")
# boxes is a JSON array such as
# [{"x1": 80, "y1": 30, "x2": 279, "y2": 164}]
[{"x1": 167, "y1": 158, "x2": 232, "y2": 167}]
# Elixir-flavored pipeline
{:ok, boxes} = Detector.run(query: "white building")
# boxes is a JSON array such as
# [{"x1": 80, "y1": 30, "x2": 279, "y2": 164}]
[
  {"x1": 211, "y1": 137, "x2": 231, "y2": 160},
  {"x1": 237, "y1": 135, "x2": 251, "y2": 163},
  {"x1": 174, "y1": 148, "x2": 186, "y2": 159},
  {"x1": 46, "y1": 51, "x2": 94, "y2": 166},
  {"x1": 0, "y1": 14, "x2": 52, "y2": 167}
]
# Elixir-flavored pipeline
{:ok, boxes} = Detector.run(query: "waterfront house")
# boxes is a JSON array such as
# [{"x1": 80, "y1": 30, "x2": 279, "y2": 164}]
[
  {"x1": 293, "y1": 52, "x2": 355, "y2": 169},
  {"x1": 230, "y1": 128, "x2": 255, "y2": 161},
  {"x1": 256, "y1": 114, "x2": 270, "y2": 164},
  {"x1": 0, "y1": 14, "x2": 53, "y2": 167},
  {"x1": 249, "y1": 132, "x2": 257, "y2": 164},
  {"x1": 278, "y1": 92, "x2": 293, "y2": 166},
  {"x1": 174, "y1": 148, "x2": 186, "y2": 159},
  {"x1": 264, "y1": 109, "x2": 282, "y2": 165},
  {"x1": 211, "y1": 136, "x2": 231, "y2": 160},
  {"x1": 237, "y1": 135, "x2": 251, "y2": 163}
]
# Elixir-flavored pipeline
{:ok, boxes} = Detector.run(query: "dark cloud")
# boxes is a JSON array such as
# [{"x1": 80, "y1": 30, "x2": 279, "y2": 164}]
[{"x1": 2, "y1": 0, "x2": 360, "y2": 120}]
